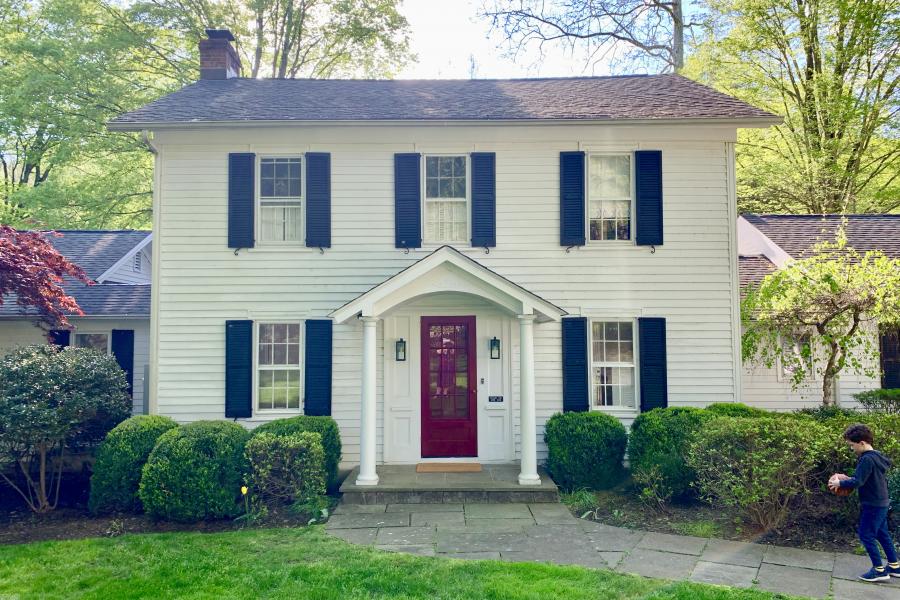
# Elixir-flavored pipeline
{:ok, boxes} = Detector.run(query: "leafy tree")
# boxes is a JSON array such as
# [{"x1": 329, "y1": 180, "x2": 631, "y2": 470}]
[
  {"x1": 0, "y1": 345, "x2": 131, "y2": 513},
  {"x1": 0, "y1": 226, "x2": 91, "y2": 327},
  {"x1": 684, "y1": 0, "x2": 900, "y2": 214},
  {"x1": 742, "y1": 232, "x2": 900, "y2": 406},
  {"x1": 482, "y1": 0, "x2": 699, "y2": 72}
]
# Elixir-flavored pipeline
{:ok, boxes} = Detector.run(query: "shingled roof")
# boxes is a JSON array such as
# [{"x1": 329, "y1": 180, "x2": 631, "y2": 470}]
[
  {"x1": 109, "y1": 74, "x2": 778, "y2": 129},
  {"x1": 742, "y1": 214, "x2": 900, "y2": 259},
  {"x1": 739, "y1": 255, "x2": 777, "y2": 289},
  {"x1": 0, "y1": 230, "x2": 151, "y2": 318}
]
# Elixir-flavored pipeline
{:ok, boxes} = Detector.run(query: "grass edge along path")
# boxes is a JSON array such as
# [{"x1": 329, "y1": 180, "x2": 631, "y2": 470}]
[{"x1": 0, "y1": 526, "x2": 803, "y2": 600}]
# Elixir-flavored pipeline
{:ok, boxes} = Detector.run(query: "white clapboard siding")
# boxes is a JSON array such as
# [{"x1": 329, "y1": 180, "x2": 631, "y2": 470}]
[
  {"x1": 151, "y1": 123, "x2": 742, "y2": 465},
  {"x1": 105, "y1": 247, "x2": 152, "y2": 285},
  {"x1": 0, "y1": 318, "x2": 150, "y2": 415}
]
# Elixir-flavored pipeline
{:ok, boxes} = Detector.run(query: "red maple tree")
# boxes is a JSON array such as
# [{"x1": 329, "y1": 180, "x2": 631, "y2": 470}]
[{"x1": 0, "y1": 226, "x2": 92, "y2": 327}]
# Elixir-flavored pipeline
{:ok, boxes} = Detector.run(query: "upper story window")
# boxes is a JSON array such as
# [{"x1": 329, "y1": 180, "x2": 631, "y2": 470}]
[
  {"x1": 259, "y1": 156, "x2": 302, "y2": 243},
  {"x1": 257, "y1": 322, "x2": 302, "y2": 410},
  {"x1": 588, "y1": 154, "x2": 633, "y2": 242},
  {"x1": 75, "y1": 332, "x2": 110, "y2": 354},
  {"x1": 424, "y1": 155, "x2": 468, "y2": 243},
  {"x1": 590, "y1": 320, "x2": 636, "y2": 410}
]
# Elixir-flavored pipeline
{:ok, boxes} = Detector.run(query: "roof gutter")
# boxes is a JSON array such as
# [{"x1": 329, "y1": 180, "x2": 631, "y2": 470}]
[
  {"x1": 109, "y1": 115, "x2": 783, "y2": 132},
  {"x1": 141, "y1": 129, "x2": 158, "y2": 154}
]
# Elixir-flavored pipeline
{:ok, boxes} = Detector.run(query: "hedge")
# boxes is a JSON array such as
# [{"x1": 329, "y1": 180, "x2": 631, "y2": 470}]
[
  {"x1": 853, "y1": 389, "x2": 900, "y2": 414},
  {"x1": 245, "y1": 432, "x2": 326, "y2": 504},
  {"x1": 89, "y1": 415, "x2": 179, "y2": 514},
  {"x1": 252, "y1": 416, "x2": 342, "y2": 491},
  {"x1": 544, "y1": 411, "x2": 626, "y2": 491}
]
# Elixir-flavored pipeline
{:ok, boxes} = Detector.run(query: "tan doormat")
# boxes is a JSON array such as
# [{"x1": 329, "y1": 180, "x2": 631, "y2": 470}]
[{"x1": 416, "y1": 463, "x2": 482, "y2": 473}]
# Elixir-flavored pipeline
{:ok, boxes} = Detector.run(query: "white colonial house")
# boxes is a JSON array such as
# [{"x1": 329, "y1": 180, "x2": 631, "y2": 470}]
[
  {"x1": 0, "y1": 230, "x2": 152, "y2": 415},
  {"x1": 738, "y1": 214, "x2": 900, "y2": 410},
  {"x1": 107, "y1": 30, "x2": 778, "y2": 487}
]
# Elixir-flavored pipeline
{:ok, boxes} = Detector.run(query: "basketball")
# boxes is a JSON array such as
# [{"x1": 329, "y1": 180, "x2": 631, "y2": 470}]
[{"x1": 830, "y1": 474, "x2": 851, "y2": 496}]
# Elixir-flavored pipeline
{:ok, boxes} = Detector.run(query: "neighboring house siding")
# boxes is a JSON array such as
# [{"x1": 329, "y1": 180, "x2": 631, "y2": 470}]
[
  {"x1": 152, "y1": 124, "x2": 741, "y2": 465},
  {"x1": 0, "y1": 318, "x2": 150, "y2": 415},
  {"x1": 106, "y1": 247, "x2": 152, "y2": 284}
]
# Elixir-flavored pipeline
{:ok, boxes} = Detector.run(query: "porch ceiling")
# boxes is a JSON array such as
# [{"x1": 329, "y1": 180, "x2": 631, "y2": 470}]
[{"x1": 330, "y1": 246, "x2": 566, "y2": 324}]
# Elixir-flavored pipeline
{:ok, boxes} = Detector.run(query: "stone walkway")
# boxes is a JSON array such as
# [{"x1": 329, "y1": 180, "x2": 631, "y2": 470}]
[{"x1": 327, "y1": 502, "x2": 900, "y2": 600}]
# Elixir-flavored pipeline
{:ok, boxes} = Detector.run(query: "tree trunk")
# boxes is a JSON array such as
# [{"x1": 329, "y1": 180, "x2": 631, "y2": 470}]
[
  {"x1": 822, "y1": 374, "x2": 835, "y2": 407},
  {"x1": 672, "y1": 0, "x2": 684, "y2": 71}
]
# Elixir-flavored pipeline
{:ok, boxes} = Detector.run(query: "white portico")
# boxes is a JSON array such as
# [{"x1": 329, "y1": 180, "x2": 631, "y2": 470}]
[{"x1": 330, "y1": 246, "x2": 565, "y2": 487}]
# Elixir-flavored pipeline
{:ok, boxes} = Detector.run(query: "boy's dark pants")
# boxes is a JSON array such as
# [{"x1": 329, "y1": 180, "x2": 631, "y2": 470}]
[{"x1": 859, "y1": 505, "x2": 898, "y2": 567}]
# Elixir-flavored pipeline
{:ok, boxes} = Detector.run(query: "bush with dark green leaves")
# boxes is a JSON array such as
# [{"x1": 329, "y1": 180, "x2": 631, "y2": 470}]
[
  {"x1": 245, "y1": 432, "x2": 326, "y2": 505},
  {"x1": 252, "y1": 416, "x2": 341, "y2": 491},
  {"x1": 544, "y1": 411, "x2": 627, "y2": 491},
  {"x1": 0, "y1": 345, "x2": 131, "y2": 513},
  {"x1": 687, "y1": 415, "x2": 829, "y2": 530},
  {"x1": 889, "y1": 469, "x2": 900, "y2": 515},
  {"x1": 705, "y1": 403, "x2": 770, "y2": 418},
  {"x1": 138, "y1": 421, "x2": 250, "y2": 522},
  {"x1": 628, "y1": 407, "x2": 712, "y2": 503},
  {"x1": 89, "y1": 415, "x2": 179, "y2": 514},
  {"x1": 854, "y1": 389, "x2": 900, "y2": 414}
]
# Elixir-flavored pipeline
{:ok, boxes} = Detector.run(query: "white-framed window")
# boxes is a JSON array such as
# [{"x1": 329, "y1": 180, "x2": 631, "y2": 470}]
[
  {"x1": 74, "y1": 332, "x2": 111, "y2": 354},
  {"x1": 588, "y1": 153, "x2": 633, "y2": 242},
  {"x1": 258, "y1": 156, "x2": 303, "y2": 243},
  {"x1": 256, "y1": 322, "x2": 303, "y2": 411},
  {"x1": 590, "y1": 320, "x2": 637, "y2": 409},
  {"x1": 424, "y1": 154, "x2": 468, "y2": 243},
  {"x1": 780, "y1": 333, "x2": 815, "y2": 380}
]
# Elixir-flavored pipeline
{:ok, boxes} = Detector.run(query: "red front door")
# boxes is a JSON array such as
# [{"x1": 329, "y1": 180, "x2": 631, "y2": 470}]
[{"x1": 421, "y1": 316, "x2": 477, "y2": 457}]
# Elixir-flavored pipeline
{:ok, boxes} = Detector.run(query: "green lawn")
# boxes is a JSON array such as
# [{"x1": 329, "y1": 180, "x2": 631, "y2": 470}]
[{"x1": 0, "y1": 526, "x2": 798, "y2": 599}]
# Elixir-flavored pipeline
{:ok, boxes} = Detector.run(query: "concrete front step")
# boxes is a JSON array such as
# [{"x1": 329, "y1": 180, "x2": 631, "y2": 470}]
[{"x1": 339, "y1": 464, "x2": 560, "y2": 504}]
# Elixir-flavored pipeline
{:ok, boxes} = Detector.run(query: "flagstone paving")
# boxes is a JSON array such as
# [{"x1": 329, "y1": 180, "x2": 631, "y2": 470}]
[{"x1": 328, "y1": 501, "x2": 900, "y2": 599}]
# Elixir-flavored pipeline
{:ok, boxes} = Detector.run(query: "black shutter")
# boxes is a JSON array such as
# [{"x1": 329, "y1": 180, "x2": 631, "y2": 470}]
[
  {"x1": 394, "y1": 153, "x2": 422, "y2": 248},
  {"x1": 562, "y1": 317, "x2": 589, "y2": 412},
  {"x1": 638, "y1": 317, "x2": 668, "y2": 411},
  {"x1": 304, "y1": 320, "x2": 333, "y2": 416},
  {"x1": 225, "y1": 320, "x2": 253, "y2": 418},
  {"x1": 880, "y1": 327, "x2": 900, "y2": 389},
  {"x1": 306, "y1": 152, "x2": 331, "y2": 248},
  {"x1": 111, "y1": 329, "x2": 135, "y2": 397},
  {"x1": 635, "y1": 150, "x2": 663, "y2": 246},
  {"x1": 48, "y1": 330, "x2": 70, "y2": 347},
  {"x1": 228, "y1": 153, "x2": 255, "y2": 249},
  {"x1": 470, "y1": 152, "x2": 496, "y2": 247},
  {"x1": 560, "y1": 151, "x2": 586, "y2": 246}
]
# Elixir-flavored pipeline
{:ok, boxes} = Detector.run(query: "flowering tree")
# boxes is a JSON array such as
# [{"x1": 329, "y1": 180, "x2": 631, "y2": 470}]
[
  {"x1": 742, "y1": 233, "x2": 900, "y2": 406},
  {"x1": 0, "y1": 226, "x2": 91, "y2": 327}
]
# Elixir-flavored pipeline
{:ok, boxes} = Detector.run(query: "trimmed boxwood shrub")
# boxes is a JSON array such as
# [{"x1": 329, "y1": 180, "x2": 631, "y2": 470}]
[
  {"x1": 705, "y1": 403, "x2": 769, "y2": 418},
  {"x1": 139, "y1": 421, "x2": 250, "y2": 522},
  {"x1": 544, "y1": 411, "x2": 627, "y2": 491},
  {"x1": 687, "y1": 415, "x2": 830, "y2": 531},
  {"x1": 628, "y1": 407, "x2": 712, "y2": 503},
  {"x1": 252, "y1": 416, "x2": 341, "y2": 491},
  {"x1": 89, "y1": 415, "x2": 179, "y2": 514},
  {"x1": 853, "y1": 389, "x2": 900, "y2": 414},
  {"x1": 245, "y1": 432, "x2": 326, "y2": 504}
]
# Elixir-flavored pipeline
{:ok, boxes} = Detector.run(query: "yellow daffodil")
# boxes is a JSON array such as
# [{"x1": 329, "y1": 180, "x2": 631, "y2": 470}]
[{"x1": 241, "y1": 486, "x2": 248, "y2": 496}]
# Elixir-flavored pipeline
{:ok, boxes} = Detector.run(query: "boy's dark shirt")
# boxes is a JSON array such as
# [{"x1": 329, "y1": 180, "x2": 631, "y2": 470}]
[{"x1": 838, "y1": 449, "x2": 892, "y2": 507}]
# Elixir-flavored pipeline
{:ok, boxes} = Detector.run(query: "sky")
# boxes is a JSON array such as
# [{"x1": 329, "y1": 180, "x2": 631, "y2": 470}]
[{"x1": 397, "y1": 0, "x2": 616, "y2": 79}]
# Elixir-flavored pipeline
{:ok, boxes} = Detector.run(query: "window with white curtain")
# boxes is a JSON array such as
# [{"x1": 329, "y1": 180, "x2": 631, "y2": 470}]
[
  {"x1": 259, "y1": 157, "x2": 302, "y2": 243},
  {"x1": 588, "y1": 154, "x2": 633, "y2": 241},
  {"x1": 257, "y1": 323, "x2": 302, "y2": 410},
  {"x1": 424, "y1": 155, "x2": 468, "y2": 243},
  {"x1": 590, "y1": 320, "x2": 636, "y2": 409}
]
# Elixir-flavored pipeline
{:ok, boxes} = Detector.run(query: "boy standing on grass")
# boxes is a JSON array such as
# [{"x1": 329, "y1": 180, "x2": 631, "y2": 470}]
[{"x1": 828, "y1": 423, "x2": 899, "y2": 583}]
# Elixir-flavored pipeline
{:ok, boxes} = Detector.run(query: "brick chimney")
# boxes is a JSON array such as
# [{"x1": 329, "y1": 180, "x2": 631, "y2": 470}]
[{"x1": 199, "y1": 29, "x2": 241, "y2": 80}]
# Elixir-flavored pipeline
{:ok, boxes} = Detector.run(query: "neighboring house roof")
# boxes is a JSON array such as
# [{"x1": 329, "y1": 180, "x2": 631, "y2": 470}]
[
  {"x1": 0, "y1": 230, "x2": 152, "y2": 319},
  {"x1": 738, "y1": 214, "x2": 900, "y2": 288},
  {"x1": 108, "y1": 75, "x2": 778, "y2": 129}
]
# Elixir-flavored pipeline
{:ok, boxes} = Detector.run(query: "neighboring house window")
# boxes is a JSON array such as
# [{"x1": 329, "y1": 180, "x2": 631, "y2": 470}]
[
  {"x1": 781, "y1": 334, "x2": 814, "y2": 379},
  {"x1": 590, "y1": 320, "x2": 636, "y2": 409},
  {"x1": 75, "y1": 333, "x2": 110, "y2": 354},
  {"x1": 259, "y1": 156, "x2": 302, "y2": 243},
  {"x1": 257, "y1": 323, "x2": 302, "y2": 410},
  {"x1": 133, "y1": 253, "x2": 142, "y2": 272},
  {"x1": 424, "y1": 155, "x2": 468, "y2": 243},
  {"x1": 588, "y1": 154, "x2": 633, "y2": 241}
]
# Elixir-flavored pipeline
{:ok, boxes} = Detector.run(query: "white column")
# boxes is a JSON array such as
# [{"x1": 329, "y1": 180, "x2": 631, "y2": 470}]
[
  {"x1": 356, "y1": 316, "x2": 379, "y2": 486},
  {"x1": 517, "y1": 314, "x2": 541, "y2": 485}
]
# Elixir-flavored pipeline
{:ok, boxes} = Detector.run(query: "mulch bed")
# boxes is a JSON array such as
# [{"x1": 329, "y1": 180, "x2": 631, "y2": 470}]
[{"x1": 568, "y1": 486, "x2": 896, "y2": 554}]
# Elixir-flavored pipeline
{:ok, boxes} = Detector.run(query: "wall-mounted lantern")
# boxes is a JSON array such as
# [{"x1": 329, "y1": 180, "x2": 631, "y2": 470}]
[
  {"x1": 490, "y1": 337, "x2": 501, "y2": 359},
  {"x1": 395, "y1": 338, "x2": 407, "y2": 361}
]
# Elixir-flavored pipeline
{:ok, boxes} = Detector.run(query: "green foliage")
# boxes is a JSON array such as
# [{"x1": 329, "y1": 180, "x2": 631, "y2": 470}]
[
  {"x1": 793, "y1": 405, "x2": 857, "y2": 421},
  {"x1": 138, "y1": 421, "x2": 250, "y2": 522},
  {"x1": 742, "y1": 235, "x2": 900, "y2": 406},
  {"x1": 245, "y1": 432, "x2": 326, "y2": 505},
  {"x1": 671, "y1": 520, "x2": 722, "y2": 539},
  {"x1": 544, "y1": 411, "x2": 627, "y2": 491},
  {"x1": 687, "y1": 416, "x2": 830, "y2": 531},
  {"x1": 252, "y1": 416, "x2": 342, "y2": 491},
  {"x1": 628, "y1": 407, "x2": 712, "y2": 503},
  {"x1": 89, "y1": 415, "x2": 179, "y2": 514},
  {"x1": 889, "y1": 469, "x2": 900, "y2": 515},
  {"x1": 854, "y1": 389, "x2": 900, "y2": 414},
  {"x1": 561, "y1": 489, "x2": 598, "y2": 515},
  {"x1": 0, "y1": 345, "x2": 131, "y2": 512},
  {"x1": 705, "y1": 403, "x2": 769, "y2": 418}
]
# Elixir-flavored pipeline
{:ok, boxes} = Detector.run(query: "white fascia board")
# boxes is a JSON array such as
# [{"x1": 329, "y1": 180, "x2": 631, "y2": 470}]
[
  {"x1": 96, "y1": 233, "x2": 153, "y2": 283},
  {"x1": 737, "y1": 216, "x2": 792, "y2": 267}
]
